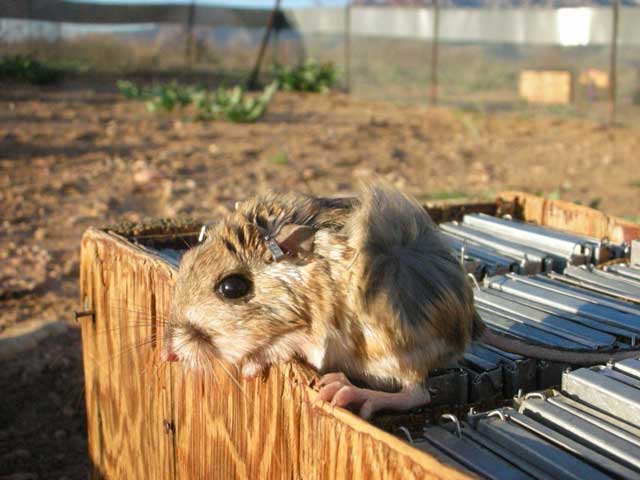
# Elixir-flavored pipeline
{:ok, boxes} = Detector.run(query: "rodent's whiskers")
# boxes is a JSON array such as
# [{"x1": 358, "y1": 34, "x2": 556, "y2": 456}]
[
  {"x1": 207, "y1": 352, "x2": 247, "y2": 398},
  {"x1": 86, "y1": 335, "x2": 158, "y2": 374},
  {"x1": 102, "y1": 301, "x2": 170, "y2": 321},
  {"x1": 83, "y1": 321, "x2": 166, "y2": 340}
]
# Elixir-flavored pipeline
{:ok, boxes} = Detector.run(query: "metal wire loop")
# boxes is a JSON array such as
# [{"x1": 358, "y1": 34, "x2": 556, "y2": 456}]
[{"x1": 438, "y1": 414, "x2": 462, "y2": 439}]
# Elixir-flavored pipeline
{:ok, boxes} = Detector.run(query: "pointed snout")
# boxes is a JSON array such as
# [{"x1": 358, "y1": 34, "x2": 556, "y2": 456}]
[
  {"x1": 161, "y1": 341, "x2": 180, "y2": 362},
  {"x1": 164, "y1": 351, "x2": 180, "y2": 362}
]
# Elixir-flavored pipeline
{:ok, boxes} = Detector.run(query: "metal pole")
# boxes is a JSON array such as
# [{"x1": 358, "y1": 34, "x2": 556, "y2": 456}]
[
  {"x1": 185, "y1": 0, "x2": 196, "y2": 72},
  {"x1": 272, "y1": 25, "x2": 279, "y2": 67},
  {"x1": 430, "y1": 0, "x2": 440, "y2": 106},
  {"x1": 609, "y1": 0, "x2": 619, "y2": 125},
  {"x1": 247, "y1": 0, "x2": 282, "y2": 90},
  {"x1": 344, "y1": 3, "x2": 351, "y2": 93},
  {"x1": 27, "y1": 0, "x2": 34, "y2": 56}
]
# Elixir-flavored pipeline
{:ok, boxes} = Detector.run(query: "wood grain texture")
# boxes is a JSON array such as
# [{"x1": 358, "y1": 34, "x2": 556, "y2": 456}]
[
  {"x1": 80, "y1": 227, "x2": 472, "y2": 480},
  {"x1": 499, "y1": 191, "x2": 640, "y2": 245},
  {"x1": 80, "y1": 228, "x2": 176, "y2": 479}
]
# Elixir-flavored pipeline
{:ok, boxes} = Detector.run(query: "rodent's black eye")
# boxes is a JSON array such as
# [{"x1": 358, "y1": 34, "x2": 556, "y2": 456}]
[{"x1": 217, "y1": 274, "x2": 251, "y2": 299}]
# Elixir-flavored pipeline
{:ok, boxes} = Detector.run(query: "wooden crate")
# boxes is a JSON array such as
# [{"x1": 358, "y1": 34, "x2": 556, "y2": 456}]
[
  {"x1": 79, "y1": 192, "x2": 640, "y2": 479},
  {"x1": 518, "y1": 70, "x2": 573, "y2": 105},
  {"x1": 578, "y1": 68, "x2": 609, "y2": 90}
]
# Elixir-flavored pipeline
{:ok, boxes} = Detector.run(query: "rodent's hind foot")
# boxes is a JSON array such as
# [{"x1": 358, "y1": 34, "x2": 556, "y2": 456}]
[{"x1": 316, "y1": 373, "x2": 430, "y2": 420}]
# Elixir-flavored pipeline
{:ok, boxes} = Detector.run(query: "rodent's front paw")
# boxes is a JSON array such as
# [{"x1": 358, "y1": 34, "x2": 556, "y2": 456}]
[{"x1": 315, "y1": 372, "x2": 430, "y2": 419}]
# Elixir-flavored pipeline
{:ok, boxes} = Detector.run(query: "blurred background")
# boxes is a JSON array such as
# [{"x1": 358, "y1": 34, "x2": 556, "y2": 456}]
[
  {"x1": 2, "y1": 0, "x2": 640, "y2": 121},
  {"x1": 0, "y1": 0, "x2": 640, "y2": 119}
]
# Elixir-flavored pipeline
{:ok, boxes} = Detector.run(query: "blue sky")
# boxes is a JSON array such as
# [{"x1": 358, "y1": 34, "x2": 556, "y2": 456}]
[{"x1": 72, "y1": 0, "x2": 348, "y2": 7}]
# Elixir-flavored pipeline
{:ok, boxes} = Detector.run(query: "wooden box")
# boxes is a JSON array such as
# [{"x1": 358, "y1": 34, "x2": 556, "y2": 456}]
[
  {"x1": 79, "y1": 192, "x2": 640, "y2": 479},
  {"x1": 519, "y1": 70, "x2": 573, "y2": 105}
]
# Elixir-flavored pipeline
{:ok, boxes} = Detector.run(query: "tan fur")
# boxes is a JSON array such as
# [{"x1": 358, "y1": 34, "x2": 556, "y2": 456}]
[{"x1": 166, "y1": 183, "x2": 480, "y2": 392}]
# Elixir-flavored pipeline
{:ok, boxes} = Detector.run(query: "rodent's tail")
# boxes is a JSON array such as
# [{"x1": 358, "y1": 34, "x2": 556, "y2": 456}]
[
  {"x1": 481, "y1": 328, "x2": 640, "y2": 365},
  {"x1": 344, "y1": 182, "x2": 478, "y2": 349}
]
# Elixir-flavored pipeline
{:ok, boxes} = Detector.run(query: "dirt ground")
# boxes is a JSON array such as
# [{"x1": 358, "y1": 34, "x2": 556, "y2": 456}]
[{"x1": 1, "y1": 79, "x2": 640, "y2": 479}]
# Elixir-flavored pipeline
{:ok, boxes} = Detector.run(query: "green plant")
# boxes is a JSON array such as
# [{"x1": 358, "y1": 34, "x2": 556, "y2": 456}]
[
  {"x1": 267, "y1": 151, "x2": 289, "y2": 165},
  {"x1": 117, "y1": 80, "x2": 203, "y2": 111},
  {"x1": 145, "y1": 82, "x2": 202, "y2": 113},
  {"x1": 197, "y1": 82, "x2": 278, "y2": 123},
  {"x1": 0, "y1": 55, "x2": 62, "y2": 85},
  {"x1": 421, "y1": 191, "x2": 468, "y2": 201},
  {"x1": 116, "y1": 80, "x2": 147, "y2": 99},
  {"x1": 116, "y1": 80, "x2": 277, "y2": 122},
  {"x1": 274, "y1": 60, "x2": 338, "y2": 93}
]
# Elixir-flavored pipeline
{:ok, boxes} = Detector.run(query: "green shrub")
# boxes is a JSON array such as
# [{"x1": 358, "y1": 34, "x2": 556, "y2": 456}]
[
  {"x1": 196, "y1": 82, "x2": 278, "y2": 123},
  {"x1": 267, "y1": 151, "x2": 289, "y2": 165},
  {"x1": 145, "y1": 82, "x2": 202, "y2": 113},
  {"x1": 117, "y1": 79, "x2": 277, "y2": 123},
  {"x1": 116, "y1": 80, "x2": 148, "y2": 99},
  {"x1": 274, "y1": 60, "x2": 338, "y2": 93},
  {"x1": 117, "y1": 80, "x2": 202, "y2": 111},
  {"x1": 0, "y1": 55, "x2": 62, "y2": 85}
]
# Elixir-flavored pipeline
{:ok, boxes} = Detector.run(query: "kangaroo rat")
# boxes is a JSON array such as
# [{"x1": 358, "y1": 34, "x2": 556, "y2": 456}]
[{"x1": 164, "y1": 183, "x2": 640, "y2": 418}]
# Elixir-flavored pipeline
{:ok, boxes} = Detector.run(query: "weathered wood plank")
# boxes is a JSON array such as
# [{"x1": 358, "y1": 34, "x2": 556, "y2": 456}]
[
  {"x1": 80, "y1": 228, "x2": 176, "y2": 479},
  {"x1": 499, "y1": 191, "x2": 640, "y2": 245},
  {"x1": 519, "y1": 70, "x2": 573, "y2": 105},
  {"x1": 172, "y1": 359, "x2": 469, "y2": 479}
]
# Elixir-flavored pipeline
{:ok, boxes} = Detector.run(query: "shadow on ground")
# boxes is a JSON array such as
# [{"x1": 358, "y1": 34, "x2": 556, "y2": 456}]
[{"x1": 0, "y1": 328, "x2": 89, "y2": 480}]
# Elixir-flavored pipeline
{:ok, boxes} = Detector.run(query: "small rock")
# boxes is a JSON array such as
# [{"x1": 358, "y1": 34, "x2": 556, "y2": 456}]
[
  {"x1": 105, "y1": 120, "x2": 118, "y2": 137},
  {"x1": 33, "y1": 228, "x2": 46, "y2": 241},
  {"x1": 301, "y1": 168, "x2": 317, "y2": 180},
  {"x1": 207, "y1": 144, "x2": 220, "y2": 154},
  {"x1": 352, "y1": 167, "x2": 374, "y2": 179},
  {"x1": 133, "y1": 168, "x2": 158, "y2": 186}
]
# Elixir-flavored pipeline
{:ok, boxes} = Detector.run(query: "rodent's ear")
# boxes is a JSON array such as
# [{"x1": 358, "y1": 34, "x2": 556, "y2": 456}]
[{"x1": 275, "y1": 224, "x2": 316, "y2": 257}]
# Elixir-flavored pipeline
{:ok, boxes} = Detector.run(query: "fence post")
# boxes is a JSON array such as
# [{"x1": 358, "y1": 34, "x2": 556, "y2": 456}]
[
  {"x1": 430, "y1": 0, "x2": 440, "y2": 106},
  {"x1": 185, "y1": 0, "x2": 196, "y2": 72},
  {"x1": 609, "y1": 0, "x2": 619, "y2": 125},
  {"x1": 247, "y1": 0, "x2": 282, "y2": 89},
  {"x1": 344, "y1": 3, "x2": 351, "y2": 93}
]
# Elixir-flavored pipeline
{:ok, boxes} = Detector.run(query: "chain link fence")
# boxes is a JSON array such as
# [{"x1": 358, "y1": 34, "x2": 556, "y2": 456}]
[{"x1": 1, "y1": 0, "x2": 639, "y2": 122}]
